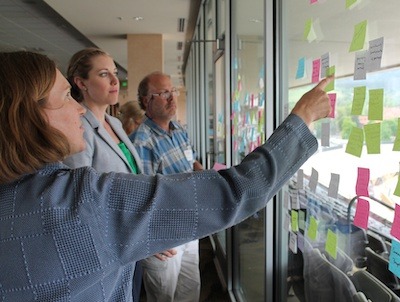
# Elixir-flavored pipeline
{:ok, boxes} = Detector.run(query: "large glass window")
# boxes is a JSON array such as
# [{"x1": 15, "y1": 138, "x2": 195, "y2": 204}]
[
  {"x1": 231, "y1": 0, "x2": 265, "y2": 301},
  {"x1": 281, "y1": 1, "x2": 400, "y2": 301}
]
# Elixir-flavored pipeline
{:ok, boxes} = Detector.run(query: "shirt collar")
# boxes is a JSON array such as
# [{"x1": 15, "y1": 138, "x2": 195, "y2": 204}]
[{"x1": 143, "y1": 115, "x2": 179, "y2": 136}]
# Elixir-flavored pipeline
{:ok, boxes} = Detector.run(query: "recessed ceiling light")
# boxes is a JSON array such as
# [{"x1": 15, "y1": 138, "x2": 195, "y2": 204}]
[
  {"x1": 249, "y1": 18, "x2": 262, "y2": 23},
  {"x1": 133, "y1": 16, "x2": 144, "y2": 21}
]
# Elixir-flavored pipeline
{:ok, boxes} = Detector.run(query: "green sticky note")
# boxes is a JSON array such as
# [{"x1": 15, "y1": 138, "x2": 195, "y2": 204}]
[
  {"x1": 346, "y1": 0, "x2": 358, "y2": 9},
  {"x1": 345, "y1": 127, "x2": 364, "y2": 157},
  {"x1": 291, "y1": 210, "x2": 299, "y2": 233},
  {"x1": 304, "y1": 19, "x2": 312, "y2": 40},
  {"x1": 304, "y1": 18, "x2": 316, "y2": 42},
  {"x1": 325, "y1": 66, "x2": 335, "y2": 92},
  {"x1": 325, "y1": 229, "x2": 338, "y2": 259},
  {"x1": 349, "y1": 20, "x2": 367, "y2": 52},
  {"x1": 299, "y1": 210, "x2": 305, "y2": 231},
  {"x1": 394, "y1": 176, "x2": 400, "y2": 197},
  {"x1": 368, "y1": 89, "x2": 384, "y2": 120},
  {"x1": 307, "y1": 216, "x2": 318, "y2": 241},
  {"x1": 393, "y1": 119, "x2": 400, "y2": 151},
  {"x1": 364, "y1": 123, "x2": 381, "y2": 154},
  {"x1": 351, "y1": 86, "x2": 366, "y2": 115}
]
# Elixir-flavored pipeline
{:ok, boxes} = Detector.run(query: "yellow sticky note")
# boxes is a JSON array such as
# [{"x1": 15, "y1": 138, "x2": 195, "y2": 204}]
[
  {"x1": 394, "y1": 176, "x2": 400, "y2": 197},
  {"x1": 299, "y1": 210, "x2": 305, "y2": 231},
  {"x1": 345, "y1": 127, "x2": 364, "y2": 157},
  {"x1": 393, "y1": 119, "x2": 400, "y2": 151},
  {"x1": 349, "y1": 20, "x2": 367, "y2": 52},
  {"x1": 368, "y1": 89, "x2": 384, "y2": 120},
  {"x1": 351, "y1": 86, "x2": 366, "y2": 115},
  {"x1": 346, "y1": 0, "x2": 358, "y2": 9},
  {"x1": 304, "y1": 18, "x2": 316, "y2": 42},
  {"x1": 325, "y1": 66, "x2": 335, "y2": 92},
  {"x1": 364, "y1": 123, "x2": 381, "y2": 154},
  {"x1": 291, "y1": 210, "x2": 299, "y2": 233},
  {"x1": 325, "y1": 229, "x2": 338, "y2": 259},
  {"x1": 307, "y1": 216, "x2": 318, "y2": 241}
]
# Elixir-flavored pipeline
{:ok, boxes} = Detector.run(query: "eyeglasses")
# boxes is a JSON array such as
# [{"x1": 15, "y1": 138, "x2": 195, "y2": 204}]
[{"x1": 151, "y1": 89, "x2": 180, "y2": 100}]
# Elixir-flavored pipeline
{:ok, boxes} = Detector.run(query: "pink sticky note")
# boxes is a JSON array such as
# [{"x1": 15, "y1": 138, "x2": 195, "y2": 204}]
[
  {"x1": 233, "y1": 140, "x2": 238, "y2": 151},
  {"x1": 356, "y1": 167, "x2": 370, "y2": 197},
  {"x1": 328, "y1": 93, "x2": 336, "y2": 118},
  {"x1": 213, "y1": 162, "x2": 227, "y2": 171},
  {"x1": 353, "y1": 198, "x2": 370, "y2": 229},
  {"x1": 391, "y1": 204, "x2": 400, "y2": 241},
  {"x1": 312, "y1": 59, "x2": 321, "y2": 83}
]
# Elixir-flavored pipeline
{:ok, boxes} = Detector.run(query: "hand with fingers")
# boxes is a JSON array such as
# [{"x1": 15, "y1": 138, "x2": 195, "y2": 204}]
[
  {"x1": 154, "y1": 249, "x2": 178, "y2": 261},
  {"x1": 291, "y1": 75, "x2": 334, "y2": 126}
]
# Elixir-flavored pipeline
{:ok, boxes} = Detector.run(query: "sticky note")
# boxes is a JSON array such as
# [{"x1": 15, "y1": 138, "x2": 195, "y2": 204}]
[
  {"x1": 345, "y1": 127, "x2": 364, "y2": 157},
  {"x1": 393, "y1": 119, "x2": 400, "y2": 151},
  {"x1": 394, "y1": 176, "x2": 400, "y2": 197},
  {"x1": 312, "y1": 58, "x2": 321, "y2": 83},
  {"x1": 328, "y1": 173, "x2": 340, "y2": 198},
  {"x1": 351, "y1": 86, "x2": 366, "y2": 115},
  {"x1": 284, "y1": 190, "x2": 290, "y2": 210},
  {"x1": 321, "y1": 122, "x2": 330, "y2": 147},
  {"x1": 389, "y1": 239, "x2": 400, "y2": 278},
  {"x1": 354, "y1": 50, "x2": 367, "y2": 80},
  {"x1": 297, "y1": 169, "x2": 304, "y2": 189},
  {"x1": 308, "y1": 168, "x2": 318, "y2": 192},
  {"x1": 349, "y1": 20, "x2": 367, "y2": 52},
  {"x1": 321, "y1": 53, "x2": 330, "y2": 77},
  {"x1": 328, "y1": 93, "x2": 336, "y2": 118},
  {"x1": 353, "y1": 198, "x2": 370, "y2": 229},
  {"x1": 296, "y1": 57, "x2": 306, "y2": 79},
  {"x1": 304, "y1": 18, "x2": 317, "y2": 42},
  {"x1": 291, "y1": 210, "x2": 299, "y2": 233},
  {"x1": 346, "y1": 0, "x2": 358, "y2": 9},
  {"x1": 390, "y1": 204, "x2": 400, "y2": 240},
  {"x1": 368, "y1": 89, "x2": 384, "y2": 121},
  {"x1": 307, "y1": 216, "x2": 318, "y2": 241},
  {"x1": 325, "y1": 229, "x2": 338, "y2": 259},
  {"x1": 289, "y1": 231, "x2": 298, "y2": 254},
  {"x1": 299, "y1": 210, "x2": 306, "y2": 231},
  {"x1": 367, "y1": 37, "x2": 384, "y2": 72},
  {"x1": 291, "y1": 193, "x2": 300, "y2": 210},
  {"x1": 298, "y1": 232, "x2": 305, "y2": 252},
  {"x1": 364, "y1": 123, "x2": 381, "y2": 154},
  {"x1": 284, "y1": 212, "x2": 291, "y2": 232},
  {"x1": 356, "y1": 167, "x2": 370, "y2": 197},
  {"x1": 325, "y1": 66, "x2": 335, "y2": 91}
]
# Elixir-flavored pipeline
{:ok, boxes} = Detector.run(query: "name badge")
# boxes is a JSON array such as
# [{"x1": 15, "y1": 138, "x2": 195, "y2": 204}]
[{"x1": 184, "y1": 148, "x2": 194, "y2": 163}]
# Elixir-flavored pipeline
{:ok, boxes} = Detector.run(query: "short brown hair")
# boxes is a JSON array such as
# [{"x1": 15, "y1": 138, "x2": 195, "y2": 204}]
[
  {"x1": 0, "y1": 51, "x2": 70, "y2": 184},
  {"x1": 67, "y1": 47, "x2": 109, "y2": 101},
  {"x1": 137, "y1": 71, "x2": 169, "y2": 110}
]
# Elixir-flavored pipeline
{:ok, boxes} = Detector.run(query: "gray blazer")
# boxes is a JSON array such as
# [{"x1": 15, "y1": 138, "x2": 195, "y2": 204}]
[{"x1": 63, "y1": 107, "x2": 143, "y2": 174}]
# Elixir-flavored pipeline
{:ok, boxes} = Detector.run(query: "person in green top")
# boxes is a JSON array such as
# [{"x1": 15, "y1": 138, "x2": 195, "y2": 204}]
[{"x1": 62, "y1": 47, "x2": 144, "y2": 301}]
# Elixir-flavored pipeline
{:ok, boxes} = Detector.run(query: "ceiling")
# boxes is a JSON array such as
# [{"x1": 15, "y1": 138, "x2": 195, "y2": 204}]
[{"x1": 0, "y1": 0, "x2": 201, "y2": 88}]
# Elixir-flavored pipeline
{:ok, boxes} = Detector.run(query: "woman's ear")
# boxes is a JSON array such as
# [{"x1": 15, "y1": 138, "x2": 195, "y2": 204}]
[{"x1": 74, "y1": 77, "x2": 87, "y2": 92}]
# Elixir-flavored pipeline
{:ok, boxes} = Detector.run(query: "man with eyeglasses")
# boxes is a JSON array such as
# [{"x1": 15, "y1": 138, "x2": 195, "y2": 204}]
[{"x1": 130, "y1": 71, "x2": 202, "y2": 302}]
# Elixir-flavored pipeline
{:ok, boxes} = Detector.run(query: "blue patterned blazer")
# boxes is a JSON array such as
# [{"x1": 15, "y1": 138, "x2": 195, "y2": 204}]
[{"x1": 0, "y1": 114, "x2": 316, "y2": 301}]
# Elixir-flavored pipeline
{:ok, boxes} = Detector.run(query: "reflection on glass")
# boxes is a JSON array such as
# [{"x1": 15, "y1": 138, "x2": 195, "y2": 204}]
[
  {"x1": 215, "y1": 56, "x2": 226, "y2": 165},
  {"x1": 206, "y1": 0, "x2": 215, "y2": 168},
  {"x1": 231, "y1": 0, "x2": 265, "y2": 301}
]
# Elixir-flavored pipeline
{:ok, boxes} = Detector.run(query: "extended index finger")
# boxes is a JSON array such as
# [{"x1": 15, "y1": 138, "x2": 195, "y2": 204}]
[{"x1": 315, "y1": 75, "x2": 334, "y2": 91}]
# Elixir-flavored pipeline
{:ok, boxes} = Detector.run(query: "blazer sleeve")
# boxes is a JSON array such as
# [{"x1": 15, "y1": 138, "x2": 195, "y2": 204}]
[{"x1": 77, "y1": 113, "x2": 318, "y2": 263}]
